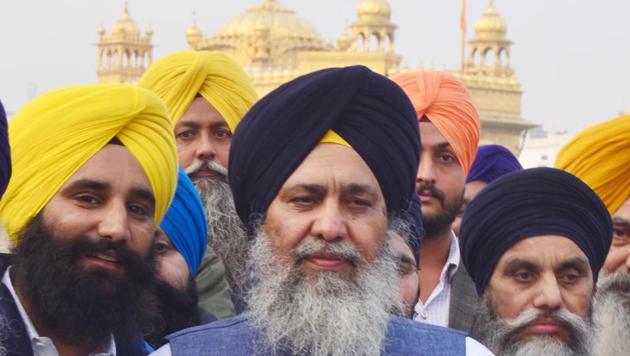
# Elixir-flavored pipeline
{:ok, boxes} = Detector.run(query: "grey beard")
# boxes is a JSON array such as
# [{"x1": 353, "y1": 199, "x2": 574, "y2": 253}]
[
  {"x1": 592, "y1": 272, "x2": 630, "y2": 356},
  {"x1": 188, "y1": 161, "x2": 250, "y2": 295},
  {"x1": 475, "y1": 297, "x2": 593, "y2": 356},
  {"x1": 246, "y1": 224, "x2": 403, "y2": 356}
]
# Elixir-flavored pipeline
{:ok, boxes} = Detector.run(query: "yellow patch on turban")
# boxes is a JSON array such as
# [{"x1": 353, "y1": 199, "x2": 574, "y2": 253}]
[
  {"x1": 391, "y1": 70, "x2": 480, "y2": 175},
  {"x1": 320, "y1": 130, "x2": 350, "y2": 147},
  {"x1": 138, "y1": 50, "x2": 258, "y2": 132},
  {"x1": 555, "y1": 115, "x2": 630, "y2": 214},
  {"x1": 0, "y1": 84, "x2": 178, "y2": 240}
]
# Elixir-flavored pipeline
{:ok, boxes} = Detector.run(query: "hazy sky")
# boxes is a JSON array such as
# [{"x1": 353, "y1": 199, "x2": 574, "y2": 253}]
[{"x1": 1, "y1": 0, "x2": 629, "y2": 132}]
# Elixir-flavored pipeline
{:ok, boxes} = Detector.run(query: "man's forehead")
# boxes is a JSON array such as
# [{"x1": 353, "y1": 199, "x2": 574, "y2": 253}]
[
  {"x1": 419, "y1": 122, "x2": 451, "y2": 149},
  {"x1": 500, "y1": 235, "x2": 587, "y2": 265}
]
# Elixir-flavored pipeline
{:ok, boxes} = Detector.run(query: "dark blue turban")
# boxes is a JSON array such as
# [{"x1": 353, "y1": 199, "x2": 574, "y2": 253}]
[
  {"x1": 0, "y1": 100, "x2": 10, "y2": 199},
  {"x1": 466, "y1": 144, "x2": 522, "y2": 184},
  {"x1": 229, "y1": 66, "x2": 420, "y2": 230},
  {"x1": 160, "y1": 167, "x2": 207, "y2": 275},
  {"x1": 460, "y1": 167, "x2": 612, "y2": 295},
  {"x1": 399, "y1": 193, "x2": 424, "y2": 266}
]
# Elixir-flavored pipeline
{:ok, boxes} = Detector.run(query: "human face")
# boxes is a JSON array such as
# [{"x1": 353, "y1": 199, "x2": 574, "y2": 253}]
[
  {"x1": 264, "y1": 143, "x2": 388, "y2": 277},
  {"x1": 453, "y1": 180, "x2": 486, "y2": 236},
  {"x1": 488, "y1": 235, "x2": 594, "y2": 341},
  {"x1": 154, "y1": 229, "x2": 191, "y2": 292},
  {"x1": 391, "y1": 234, "x2": 419, "y2": 314},
  {"x1": 416, "y1": 122, "x2": 465, "y2": 236},
  {"x1": 42, "y1": 144, "x2": 156, "y2": 273},
  {"x1": 175, "y1": 97, "x2": 232, "y2": 175},
  {"x1": 602, "y1": 197, "x2": 630, "y2": 274}
]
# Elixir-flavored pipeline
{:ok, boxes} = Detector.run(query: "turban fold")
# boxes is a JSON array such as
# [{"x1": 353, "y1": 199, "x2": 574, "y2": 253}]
[
  {"x1": 460, "y1": 167, "x2": 612, "y2": 295},
  {"x1": 555, "y1": 115, "x2": 630, "y2": 214},
  {"x1": 229, "y1": 65, "x2": 420, "y2": 229},
  {"x1": 0, "y1": 84, "x2": 178, "y2": 240},
  {"x1": 139, "y1": 50, "x2": 258, "y2": 131},
  {"x1": 160, "y1": 167, "x2": 207, "y2": 275},
  {"x1": 0, "y1": 100, "x2": 10, "y2": 198},
  {"x1": 466, "y1": 144, "x2": 522, "y2": 184},
  {"x1": 391, "y1": 70, "x2": 480, "y2": 174}
]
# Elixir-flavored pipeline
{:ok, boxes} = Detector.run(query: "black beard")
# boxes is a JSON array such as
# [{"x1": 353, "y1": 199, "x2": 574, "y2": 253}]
[
  {"x1": 417, "y1": 184, "x2": 464, "y2": 238},
  {"x1": 145, "y1": 275, "x2": 201, "y2": 348},
  {"x1": 12, "y1": 214, "x2": 158, "y2": 349}
]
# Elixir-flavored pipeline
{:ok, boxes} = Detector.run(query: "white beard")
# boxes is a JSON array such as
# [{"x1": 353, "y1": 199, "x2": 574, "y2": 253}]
[
  {"x1": 592, "y1": 272, "x2": 630, "y2": 356},
  {"x1": 245, "y1": 226, "x2": 403, "y2": 356}
]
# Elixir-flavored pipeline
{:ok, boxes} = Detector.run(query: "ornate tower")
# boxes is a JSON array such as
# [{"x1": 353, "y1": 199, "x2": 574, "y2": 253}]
[
  {"x1": 466, "y1": 0, "x2": 512, "y2": 76},
  {"x1": 350, "y1": 0, "x2": 397, "y2": 53},
  {"x1": 186, "y1": 12, "x2": 203, "y2": 50},
  {"x1": 96, "y1": 1, "x2": 153, "y2": 83}
]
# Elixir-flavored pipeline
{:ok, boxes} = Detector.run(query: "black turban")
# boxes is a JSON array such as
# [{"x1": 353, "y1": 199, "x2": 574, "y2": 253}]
[
  {"x1": 460, "y1": 167, "x2": 612, "y2": 295},
  {"x1": 229, "y1": 66, "x2": 420, "y2": 231},
  {"x1": 0, "y1": 100, "x2": 10, "y2": 199},
  {"x1": 399, "y1": 193, "x2": 424, "y2": 266}
]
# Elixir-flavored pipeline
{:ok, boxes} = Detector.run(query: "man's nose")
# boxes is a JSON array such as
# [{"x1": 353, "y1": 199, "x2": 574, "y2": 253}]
[{"x1": 96, "y1": 201, "x2": 130, "y2": 243}]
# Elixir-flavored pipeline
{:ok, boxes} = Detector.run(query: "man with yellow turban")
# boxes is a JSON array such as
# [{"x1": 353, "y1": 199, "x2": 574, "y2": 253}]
[
  {"x1": 140, "y1": 50, "x2": 257, "y2": 316},
  {"x1": 0, "y1": 84, "x2": 177, "y2": 355},
  {"x1": 555, "y1": 115, "x2": 630, "y2": 356},
  {"x1": 392, "y1": 70, "x2": 481, "y2": 335}
]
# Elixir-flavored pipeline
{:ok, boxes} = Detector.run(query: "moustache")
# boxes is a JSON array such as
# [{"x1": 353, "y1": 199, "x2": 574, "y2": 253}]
[
  {"x1": 504, "y1": 308, "x2": 587, "y2": 340},
  {"x1": 415, "y1": 182, "x2": 445, "y2": 204},
  {"x1": 291, "y1": 239, "x2": 363, "y2": 267},
  {"x1": 73, "y1": 237, "x2": 150, "y2": 277},
  {"x1": 185, "y1": 159, "x2": 228, "y2": 179}
]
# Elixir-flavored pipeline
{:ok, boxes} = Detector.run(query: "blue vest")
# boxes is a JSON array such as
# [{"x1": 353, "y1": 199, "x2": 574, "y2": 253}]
[{"x1": 167, "y1": 314, "x2": 467, "y2": 355}]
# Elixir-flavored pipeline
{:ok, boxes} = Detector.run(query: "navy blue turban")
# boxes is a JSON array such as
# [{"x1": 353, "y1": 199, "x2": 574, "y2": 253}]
[
  {"x1": 229, "y1": 66, "x2": 420, "y2": 230},
  {"x1": 466, "y1": 144, "x2": 522, "y2": 184},
  {"x1": 460, "y1": 167, "x2": 612, "y2": 295},
  {"x1": 0, "y1": 100, "x2": 10, "y2": 199},
  {"x1": 399, "y1": 193, "x2": 423, "y2": 266},
  {"x1": 160, "y1": 167, "x2": 207, "y2": 275}
]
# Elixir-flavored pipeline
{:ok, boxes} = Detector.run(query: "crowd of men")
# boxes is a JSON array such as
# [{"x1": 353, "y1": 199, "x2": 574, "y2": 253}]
[{"x1": 0, "y1": 50, "x2": 628, "y2": 356}]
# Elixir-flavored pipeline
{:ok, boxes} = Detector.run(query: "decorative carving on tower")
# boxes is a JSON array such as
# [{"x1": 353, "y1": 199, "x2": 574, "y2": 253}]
[
  {"x1": 465, "y1": 1, "x2": 513, "y2": 77},
  {"x1": 350, "y1": 0, "x2": 397, "y2": 53},
  {"x1": 186, "y1": 12, "x2": 203, "y2": 50},
  {"x1": 96, "y1": 1, "x2": 153, "y2": 83}
]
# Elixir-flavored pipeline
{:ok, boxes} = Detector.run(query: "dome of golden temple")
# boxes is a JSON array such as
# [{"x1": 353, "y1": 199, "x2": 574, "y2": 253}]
[
  {"x1": 474, "y1": 2, "x2": 507, "y2": 38},
  {"x1": 111, "y1": 2, "x2": 140, "y2": 37},
  {"x1": 357, "y1": 0, "x2": 391, "y2": 19},
  {"x1": 210, "y1": 0, "x2": 328, "y2": 51}
]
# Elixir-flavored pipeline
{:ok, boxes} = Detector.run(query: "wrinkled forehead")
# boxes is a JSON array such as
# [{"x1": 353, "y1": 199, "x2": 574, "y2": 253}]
[{"x1": 497, "y1": 235, "x2": 590, "y2": 270}]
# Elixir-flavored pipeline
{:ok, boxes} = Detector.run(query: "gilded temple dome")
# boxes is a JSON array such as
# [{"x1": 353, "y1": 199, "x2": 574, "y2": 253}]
[
  {"x1": 111, "y1": 1, "x2": 140, "y2": 37},
  {"x1": 357, "y1": 0, "x2": 391, "y2": 19},
  {"x1": 209, "y1": 0, "x2": 328, "y2": 52},
  {"x1": 474, "y1": 1, "x2": 507, "y2": 39}
]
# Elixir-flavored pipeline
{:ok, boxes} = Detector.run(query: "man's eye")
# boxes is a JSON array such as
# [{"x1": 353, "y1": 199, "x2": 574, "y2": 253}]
[
  {"x1": 129, "y1": 204, "x2": 149, "y2": 217},
  {"x1": 398, "y1": 263, "x2": 415, "y2": 277},
  {"x1": 76, "y1": 195, "x2": 100, "y2": 205},
  {"x1": 350, "y1": 199, "x2": 372, "y2": 208},
  {"x1": 177, "y1": 130, "x2": 195, "y2": 140},
  {"x1": 214, "y1": 129, "x2": 232, "y2": 139},
  {"x1": 290, "y1": 196, "x2": 316, "y2": 206},
  {"x1": 514, "y1": 271, "x2": 534, "y2": 283},
  {"x1": 439, "y1": 153, "x2": 456, "y2": 163},
  {"x1": 154, "y1": 242, "x2": 169, "y2": 255}
]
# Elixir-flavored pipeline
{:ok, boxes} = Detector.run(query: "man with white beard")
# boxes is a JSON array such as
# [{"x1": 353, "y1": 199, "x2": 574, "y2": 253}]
[
  {"x1": 152, "y1": 66, "x2": 492, "y2": 355},
  {"x1": 554, "y1": 115, "x2": 630, "y2": 355},
  {"x1": 459, "y1": 168, "x2": 613, "y2": 356},
  {"x1": 140, "y1": 50, "x2": 258, "y2": 315}
]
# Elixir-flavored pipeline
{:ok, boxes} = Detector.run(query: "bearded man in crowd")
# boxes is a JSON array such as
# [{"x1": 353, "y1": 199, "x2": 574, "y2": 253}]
[
  {"x1": 460, "y1": 167, "x2": 613, "y2": 356},
  {"x1": 0, "y1": 85, "x2": 178, "y2": 355},
  {"x1": 152, "y1": 66, "x2": 492, "y2": 355},
  {"x1": 140, "y1": 50, "x2": 258, "y2": 315}
]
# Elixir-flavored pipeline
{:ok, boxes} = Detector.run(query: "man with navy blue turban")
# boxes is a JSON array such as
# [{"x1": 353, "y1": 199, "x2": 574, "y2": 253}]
[
  {"x1": 152, "y1": 66, "x2": 492, "y2": 356},
  {"x1": 145, "y1": 167, "x2": 215, "y2": 349},
  {"x1": 460, "y1": 167, "x2": 612, "y2": 355},
  {"x1": 453, "y1": 144, "x2": 522, "y2": 236}
]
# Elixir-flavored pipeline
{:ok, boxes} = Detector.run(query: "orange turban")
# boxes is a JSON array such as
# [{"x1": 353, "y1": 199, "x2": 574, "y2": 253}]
[{"x1": 392, "y1": 71, "x2": 480, "y2": 174}]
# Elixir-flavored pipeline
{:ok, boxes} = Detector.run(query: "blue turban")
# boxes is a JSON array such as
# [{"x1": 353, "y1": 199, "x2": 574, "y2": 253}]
[
  {"x1": 399, "y1": 193, "x2": 424, "y2": 266},
  {"x1": 466, "y1": 144, "x2": 522, "y2": 184},
  {"x1": 0, "y1": 100, "x2": 10, "y2": 198},
  {"x1": 229, "y1": 66, "x2": 420, "y2": 230},
  {"x1": 160, "y1": 167, "x2": 207, "y2": 275},
  {"x1": 460, "y1": 167, "x2": 613, "y2": 295}
]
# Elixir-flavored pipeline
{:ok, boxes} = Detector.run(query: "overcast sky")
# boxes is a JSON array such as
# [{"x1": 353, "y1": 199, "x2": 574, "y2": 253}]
[{"x1": 1, "y1": 0, "x2": 629, "y2": 132}]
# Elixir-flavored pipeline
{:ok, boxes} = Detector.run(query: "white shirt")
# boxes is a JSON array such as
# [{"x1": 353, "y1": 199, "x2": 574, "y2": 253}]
[
  {"x1": 413, "y1": 232, "x2": 460, "y2": 327},
  {"x1": 150, "y1": 338, "x2": 493, "y2": 356},
  {"x1": 1, "y1": 267, "x2": 117, "y2": 356}
]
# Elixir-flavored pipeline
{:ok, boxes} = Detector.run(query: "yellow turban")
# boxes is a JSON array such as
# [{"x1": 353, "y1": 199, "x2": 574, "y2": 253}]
[
  {"x1": 138, "y1": 50, "x2": 258, "y2": 131},
  {"x1": 0, "y1": 84, "x2": 178, "y2": 240},
  {"x1": 391, "y1": 70, "x2": 480, "y2": 175},
  {"x1": 555, "y1": 115, "x2": 630, "y2": 214}
]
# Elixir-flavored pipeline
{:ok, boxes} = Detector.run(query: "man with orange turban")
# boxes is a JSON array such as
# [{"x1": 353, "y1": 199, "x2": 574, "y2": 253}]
[
  {"x1": 392, "y1": 70, "x2": 481, "y2": 334},
  {"x1": 140, "y1": 50, "x2": 258, "y2": 317},
  {"x1": 555, "y1": 115, "x2": 630, "y2": 355},
  {"x1": 0, "y1": 84, "x2": 177, "y2": 355}
]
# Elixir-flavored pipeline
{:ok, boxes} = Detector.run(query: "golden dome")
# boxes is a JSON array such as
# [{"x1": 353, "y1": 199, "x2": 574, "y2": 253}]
[
  {"x1": 474, "y1": 1, "x2": 507, "y2": 38},
  {"x1": 210, "y1": 0, "x2": 328, "y2": 52},
  {"x1": 357, "y1": 0, "x2": 391, "y2": 19},
  {"x1": 111, "y1": 1, "x2": 140, "y2": 37}
]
